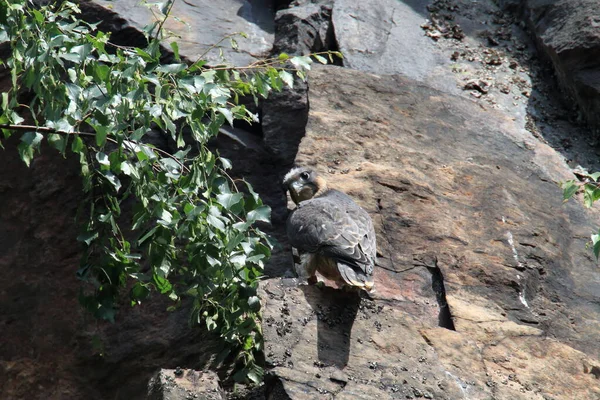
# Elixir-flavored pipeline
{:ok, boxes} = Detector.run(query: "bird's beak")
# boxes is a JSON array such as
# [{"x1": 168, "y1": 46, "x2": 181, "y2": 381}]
[{"x1": 290, "y1": 180, "x2": 304, "y2": 193}]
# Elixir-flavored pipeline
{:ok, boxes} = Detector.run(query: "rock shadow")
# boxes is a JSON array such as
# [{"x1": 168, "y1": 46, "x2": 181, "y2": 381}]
[
  {"x1": 236, "y1": 0, "x2": 276, "y2": 35},
  {"x1": 300, "y1": 285, "x2": 360, "y2": 368}
]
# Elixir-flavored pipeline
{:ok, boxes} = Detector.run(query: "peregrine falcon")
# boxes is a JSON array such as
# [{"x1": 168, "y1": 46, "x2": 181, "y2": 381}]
[{"x1": 283, "y1": 167, "x2": 376, "y2": 291}]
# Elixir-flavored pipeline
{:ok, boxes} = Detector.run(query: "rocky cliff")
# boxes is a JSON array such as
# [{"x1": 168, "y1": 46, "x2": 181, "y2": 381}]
[{"x1": 1, "y1": 0, "x2": 599, "y2": 399}]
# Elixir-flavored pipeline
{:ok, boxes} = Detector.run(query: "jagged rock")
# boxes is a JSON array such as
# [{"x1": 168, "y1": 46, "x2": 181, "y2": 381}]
[
  {"x1": 147, "y1": 369, "x2": 224, "y2": 400},
  {"x1": 262, "y1": 65, "x2": 600, "y2": 399},
  {"x1": 515, "y1": 0, "x2": 600, "y2": 127},
  {"x1": 84, "y1": 0, "x2": 274, "y2": 66},
  {"x1": 272, "y1": 2, "x2": 335, "y2": 56}
]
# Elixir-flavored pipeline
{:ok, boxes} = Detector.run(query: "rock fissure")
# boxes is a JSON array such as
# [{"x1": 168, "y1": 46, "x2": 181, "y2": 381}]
[{"x1": 414, "y1": 257, "x2": 456, "y2": 331}]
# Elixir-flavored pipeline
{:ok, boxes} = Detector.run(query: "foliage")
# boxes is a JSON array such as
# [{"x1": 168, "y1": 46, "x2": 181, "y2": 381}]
[
  {"x1": 0, "y1": 0, "x2": 340, "y2": 381},
  {"x1": 561, "y1": 172, "x2": 600, "y2": 259}
]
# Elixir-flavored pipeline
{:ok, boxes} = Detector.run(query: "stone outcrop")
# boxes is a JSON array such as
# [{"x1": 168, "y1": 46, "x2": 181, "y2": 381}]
[
  {"x1": 272, "y1": 1, "x2": 335, "y2": 56},
  {"x1": 84, "y1": 0, "x2": 275, "y2": 66},
  {"x1": 503, "y1": 0, "x2": 600, "y2": 128},
  {"x1": 331, "y1": 0, "x2": 459, "y2": 95},
  {"x1": 261, "y1": 65, "x2": 600, "y2": 399}
]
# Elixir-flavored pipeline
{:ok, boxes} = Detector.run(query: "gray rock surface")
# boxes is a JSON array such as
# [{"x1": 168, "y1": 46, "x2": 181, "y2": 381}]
[
  {"x1": 87, "y1": 0, "x2": 274, "y2": 66},
  {"x1": 261, "y1": 65, "x2": 600, "y2": 399},
  {"x1": 331, "y1": 0, "x2": 459, "y2": 95}
]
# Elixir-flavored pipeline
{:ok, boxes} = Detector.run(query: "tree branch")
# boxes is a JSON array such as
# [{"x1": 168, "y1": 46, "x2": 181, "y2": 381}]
[{"x1": 0, "y1": 123, "x2": 189, "y2": 173}]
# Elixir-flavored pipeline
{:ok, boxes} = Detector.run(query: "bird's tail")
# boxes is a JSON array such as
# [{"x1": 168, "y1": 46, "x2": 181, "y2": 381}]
[{"x1": 338, "y1": 263, "x2": 375, "y2": 292}]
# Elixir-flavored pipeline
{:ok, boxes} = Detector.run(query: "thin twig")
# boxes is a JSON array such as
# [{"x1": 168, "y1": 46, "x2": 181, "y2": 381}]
[
  {"x1": 194, "y1": 32, "x2": 244, "y2": 65},
  {"x1": 154, "y1": 0, "x2": 176, "y2": 41}
]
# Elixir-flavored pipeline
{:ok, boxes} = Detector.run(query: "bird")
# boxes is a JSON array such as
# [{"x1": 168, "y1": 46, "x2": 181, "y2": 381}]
[{"x1": 282, "y1": 166, "x2": 376, "y2": 291}]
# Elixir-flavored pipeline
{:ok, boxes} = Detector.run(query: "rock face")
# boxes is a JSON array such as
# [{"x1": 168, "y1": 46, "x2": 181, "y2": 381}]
[
  {"x1": 331, "y1": 0, "x2": 459, "y2": 95},
  {"x1": 261, "y1": 65, "x2": 600, "y2": 399},
  {"x1": 0, "y1": 139, "x2": 221, "y2": 400},
  {"x1": 261, "y1": 79, "x2": 309, "y2": 164},
  {"x1": 3, "y1": 1, "x2": 600, "y2": 399},
  {"x1": 518, "y1": 0, "x2": 600, "y2": 127},
  {"x1": 85, "y1": 0, "x2": 274, "y2": 66}
]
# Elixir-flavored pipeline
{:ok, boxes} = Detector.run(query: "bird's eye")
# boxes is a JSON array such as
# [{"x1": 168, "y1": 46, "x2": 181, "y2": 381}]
[{"x1": 300, "y1": 171, "x2": 310, "y2": 180}]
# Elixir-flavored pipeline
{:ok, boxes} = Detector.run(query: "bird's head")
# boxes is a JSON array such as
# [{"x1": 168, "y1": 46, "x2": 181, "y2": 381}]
[{"x1": 282, "y1": 167, "x2": 328, "y2": 205}]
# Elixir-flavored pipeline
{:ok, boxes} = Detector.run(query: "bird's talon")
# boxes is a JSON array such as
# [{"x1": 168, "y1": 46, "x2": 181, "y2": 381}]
[{"x1": 307, "y1": 276, "x2": 318, "y2": 285}]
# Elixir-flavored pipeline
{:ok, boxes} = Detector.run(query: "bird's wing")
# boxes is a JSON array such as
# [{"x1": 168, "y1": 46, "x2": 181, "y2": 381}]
[{"x1": 286, "y1": 192, "x2": 376, "y2": 277}]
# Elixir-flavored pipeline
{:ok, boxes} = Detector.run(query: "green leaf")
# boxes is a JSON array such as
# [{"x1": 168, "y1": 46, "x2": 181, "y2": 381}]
[
  {"x1": 94, "y1": 64, "x2": 110, "y2": 81},
  {"x1": 313, "y1": 54, "x2": 327, "y2": 64},
  {"x1": 592, "y1": 232, "x2": 600, "y2": 260},
  {"x1": 101, "y1": 170, "x2": 121, "y2": 192},
  {"x1": 583, "y1": 184, "x2": 599, "y2": 208},
  {"x1": 279, "y1": 70, "x2": 294, "y2": 88},
  {"x1": 207, "y1": 213, "x2": 225, "y2": 232},
  {"x1": 278, "y1": 52, "x2": 289, "y2": 61},
  {"x1": 153, "y1": 274, "x2": 172, "y2": 294},
  {"x1": 247, "y1": 367, "x2": 263, "y2": 384},
  {"x1": 61, "y1": 43, "x2": 92, "y2": 63},
  {"x1": 290, "y1": 55, "x2": 312, "y2": 70},
  {"x1": 170, "y1": 41, "x2": 180, "y2": 60},
  {"x1": 220, "y1": 157, "x2": 232, "y2": 170},
  {"x1": 96, "y1": 152, "x2": 110, "y2": 166},
  {"x1": 1, "y1": 92, "x2": 8, "y2": 111},
  {"x1": 184, "y1": 203, "x2": 205, "y2": 218},
  {"x1": 155, "y1": 63, "x2": 187, "y2": 74},
  {"x1": 21, "y1": 131, "x2": 43, "y2": 148},
  {"x1": 138, "y1": 226, "x2": 158, "y2": 246},
  {"x1": 131, "y1": 282, "x2": 150, "y2": 304},
  {"x1": 94, "y1": 126, "x2": 108, "y2": 147},
  {"x1": 216, "y1": 192, "x2": 243, "y2": 210},
  {"x1": 217, "y1": 107, "x2": 234, "y2": 126},
  {"x1": 247, "y1": 295, "x2": 260, "y2": 312},
  {"x1": 32, "y1": 9, "x2": 44, "y2": 23},
  {"x1": 77, "y1": 231, "x2": 98, "y2": 245},
  {"x1": 157, "y1": 207, "x2": 173, "y2": 225},
  {"x1": 247, "y1": 205, "x2": 271, "y2": 223},
  {"x1": 205, "y1": 315, "x2": 217, "y2": 331},
  {"x1": 121, "y1": 161, "x2": 139, "y2": 179},
  {"x1": 71, "y1": 135, "x2": 84, "y2": 153},
  {"x1": 17, "y1": 142, "x2": 33, "y2": 167},
  {"x1": 561, "y1": 180, "x2": 578, "y2": 202},
  {"x1": 48, "y1": 133, "x2": 68, "y2": 154},
  {"x1": 17, "y1": 131, "x2": 43, "y2": 167}
]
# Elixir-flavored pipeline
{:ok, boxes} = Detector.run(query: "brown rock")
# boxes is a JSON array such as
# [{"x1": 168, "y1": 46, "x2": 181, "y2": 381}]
[{"x1": 263, "y1": 65, "x2": 600, "y2": 399}]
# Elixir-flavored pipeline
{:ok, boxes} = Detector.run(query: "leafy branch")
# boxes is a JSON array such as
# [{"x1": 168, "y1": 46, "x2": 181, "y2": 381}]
[
  {"x1": 0, "y1": 0, "x2": 340, "y2": 383},
  {"x1": 562, "y1": 171, "x2": 600, "y2": 258}
]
